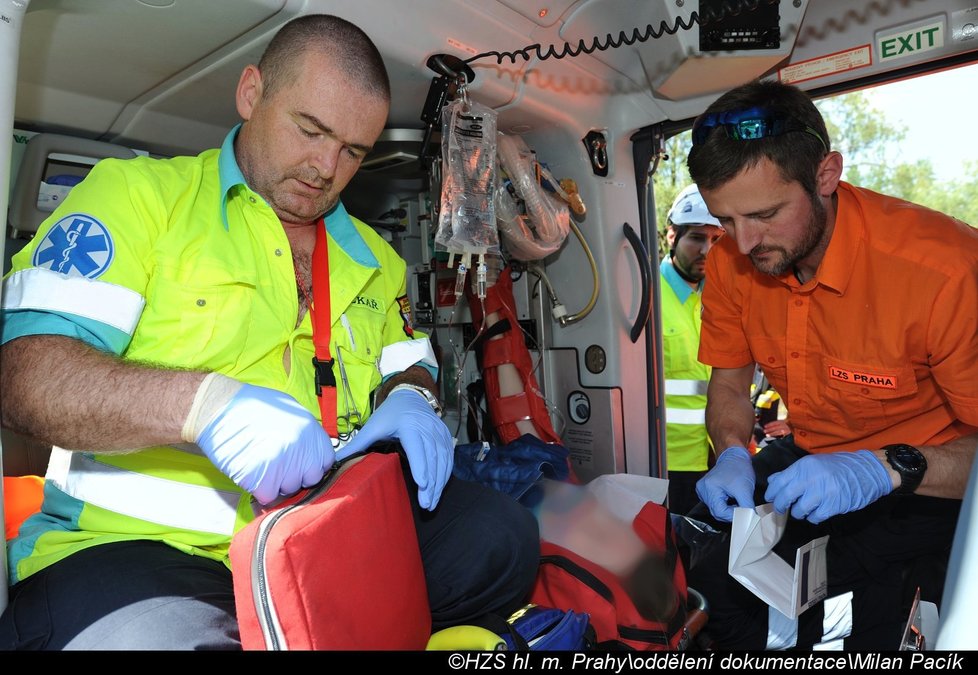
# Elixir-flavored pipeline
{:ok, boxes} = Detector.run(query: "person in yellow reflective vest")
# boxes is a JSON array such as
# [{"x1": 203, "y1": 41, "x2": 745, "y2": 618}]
[
  {"x1": 0, "y1": 15, "x2": 538, "y2": 650},
  {"x1": 660, "y1": 184, "x2": 725, "y2": 516}
]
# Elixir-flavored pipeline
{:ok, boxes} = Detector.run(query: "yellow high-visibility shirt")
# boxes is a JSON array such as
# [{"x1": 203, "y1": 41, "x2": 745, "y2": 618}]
[
  {"x1": 1, "y1": 126, "x2": 435, "y2": 583},
  {"x1": 660, "y1": 259, "x2": 711, "y2": 472}
]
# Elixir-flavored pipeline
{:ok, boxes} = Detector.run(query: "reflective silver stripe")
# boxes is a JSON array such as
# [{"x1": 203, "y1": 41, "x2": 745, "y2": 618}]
[
  {"x1": 664, "y1": 407, "x2": 706, "y2": 425},
  {"x1": 664, "y1": 379, "x2": 708, "y2": 396},
  {"x1": 46, "y1": 447, "x2": 240, "y2": 535},
  {"x1": 2, "y1": 268, "x2": 144, "y2": 335},
  {"x1": 764, "y1": 591, "x2": 854, "y2": 650},
  {"x1": 378, "y1": 337, "x2": 437, "y2": 377},
  {"x1": 766, "y1": 605, "x2": 798, "y2": 650},
  {"x1": 818, "y1": 591, "x2": 854, "y2": 645},
  {"x1": 812, "y1": 638, "x2": 845, "y2": 650}
]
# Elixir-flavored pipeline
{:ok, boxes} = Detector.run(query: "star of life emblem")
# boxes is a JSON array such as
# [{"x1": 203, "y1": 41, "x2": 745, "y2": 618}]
[{"x1": 32, "y1": 213, "x2": 115, "y2": 279}]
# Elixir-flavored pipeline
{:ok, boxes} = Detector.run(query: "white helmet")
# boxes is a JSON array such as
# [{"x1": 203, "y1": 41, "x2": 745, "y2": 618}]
[{"x1": 667, "y1": 184, "x2": 721, "y2": 227}]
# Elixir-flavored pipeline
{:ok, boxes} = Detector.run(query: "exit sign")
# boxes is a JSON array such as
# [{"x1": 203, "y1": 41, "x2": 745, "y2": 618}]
[{"x1": 877, "y1": 19, "x2": 945, "y2": 61}]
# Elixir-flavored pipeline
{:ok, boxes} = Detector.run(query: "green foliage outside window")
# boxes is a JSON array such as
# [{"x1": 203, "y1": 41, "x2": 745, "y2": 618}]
[{"x1": 651, "y1": 90, "x2": 978, "y2": 261}]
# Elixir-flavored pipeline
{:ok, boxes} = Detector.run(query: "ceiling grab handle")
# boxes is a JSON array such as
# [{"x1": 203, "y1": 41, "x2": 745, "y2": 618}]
[{"x1": 623, "y1": 222, "x2": 652, "y2": 343}]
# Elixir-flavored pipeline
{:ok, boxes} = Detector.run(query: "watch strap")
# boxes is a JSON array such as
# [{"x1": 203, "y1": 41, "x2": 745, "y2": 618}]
[
  {"x1": 388, "y1": 383, "x2": 443, "y2": 417},
  {"x1": 883, "y1": 444, "x2": 926, "y2": 495}
]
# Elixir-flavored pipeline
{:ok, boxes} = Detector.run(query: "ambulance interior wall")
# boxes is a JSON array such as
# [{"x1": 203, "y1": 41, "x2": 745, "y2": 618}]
[{"x1": 1, "y1": 132, "x2": 553, "y2": 451}]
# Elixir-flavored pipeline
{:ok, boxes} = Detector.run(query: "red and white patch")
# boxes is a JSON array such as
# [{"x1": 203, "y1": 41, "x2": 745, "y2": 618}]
[
  {"x1": 828, "y1": 366, "x2": 897, "y2": 389},
  {"x1": 397, "y1": 294, "x2": 414, "y2": 337}
]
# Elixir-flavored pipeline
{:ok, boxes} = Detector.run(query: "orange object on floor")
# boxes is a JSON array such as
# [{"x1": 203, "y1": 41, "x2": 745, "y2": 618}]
[{"x1": 4, "y1": 475, "x2": 44, "y2": 540}]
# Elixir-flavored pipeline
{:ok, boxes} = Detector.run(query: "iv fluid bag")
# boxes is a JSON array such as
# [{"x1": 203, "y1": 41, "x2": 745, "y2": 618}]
[{"x1": 435, "y1": 97, "x2": 500, "y2": 254}]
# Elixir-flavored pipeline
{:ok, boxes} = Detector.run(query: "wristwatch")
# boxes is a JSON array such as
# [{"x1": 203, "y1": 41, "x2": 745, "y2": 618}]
[
  {"x1": 883, "y1": 444, "x2": 927, "y2": 495},
  {"x1": 388, "y1": 383, "x2": 443, "y2": 418}
]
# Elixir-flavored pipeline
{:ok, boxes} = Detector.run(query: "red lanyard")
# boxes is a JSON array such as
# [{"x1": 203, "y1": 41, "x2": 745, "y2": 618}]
[{"x1": 306, "y1": 218, "x2": 338, "y2": 438}]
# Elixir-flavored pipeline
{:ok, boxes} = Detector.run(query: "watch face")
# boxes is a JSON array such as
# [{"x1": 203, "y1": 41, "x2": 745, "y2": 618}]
[
  {"x1": 886, "y1": 444, "x2": 927, "y2": 474},
  {"x1": 885, "y1": 444, "x2": 927, "y2": 495}
]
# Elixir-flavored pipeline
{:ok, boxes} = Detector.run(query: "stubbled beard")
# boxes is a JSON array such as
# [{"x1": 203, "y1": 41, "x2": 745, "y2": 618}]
[
  {"x1": 673, "y1": 253, "x2": 705, "y2": 282},
  {"x1": 750, "y1": 195, "x2": 827, "y2": 276},
  {"x1": 254, "y1": 167, "x2": 337, "y2": 223}
]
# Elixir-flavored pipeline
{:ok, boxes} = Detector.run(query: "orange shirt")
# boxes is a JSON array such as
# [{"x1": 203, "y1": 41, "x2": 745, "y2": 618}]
[{"x1": 699, "y1": 182, "x2": 978, "y2": 453}]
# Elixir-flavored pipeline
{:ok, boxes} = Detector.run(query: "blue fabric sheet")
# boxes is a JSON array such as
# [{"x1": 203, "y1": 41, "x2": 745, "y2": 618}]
[{"x1": 452, "y1": 434, "x2": 571, "y2": 507}]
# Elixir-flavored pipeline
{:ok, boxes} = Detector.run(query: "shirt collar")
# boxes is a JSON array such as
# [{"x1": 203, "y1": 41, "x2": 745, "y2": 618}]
[
  {"x1": 661, "y1": 257, "x2": 700, "y2": 304},
  {"x1": 773, "y1": 182, "x2": 861, "y2": 295},
  {"x1": 217, "y1": 124, "x2": 378, "y2": 269},
  {"x1": 815, "y1": 182, "x2": 861, "y2": 295},
  {"x1": 218, "y1": 124, "x2": 247, "y2": 231},
  {"x1": 325, "y1": 201, "x2": 379, "y2": 269}
]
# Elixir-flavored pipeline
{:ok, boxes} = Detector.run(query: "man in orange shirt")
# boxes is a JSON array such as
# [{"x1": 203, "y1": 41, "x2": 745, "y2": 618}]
[{"x1": 685, "y1": 80, "x2": 978, "y2": 649}]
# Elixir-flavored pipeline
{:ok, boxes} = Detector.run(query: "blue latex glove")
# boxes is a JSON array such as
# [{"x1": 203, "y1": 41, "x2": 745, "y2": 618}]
[
  {"x1": 196, "y1": 384, "x2": 335, "y2": 505},
  {"x1": 335, "y1": 388, "x2": 454, "y2": 510},
  {"x1": 765, "y1": 450, "x2": 892, "y2": 524},
  {"x1": 695, "y1": 445, "x2": 755, "y2": 522}
]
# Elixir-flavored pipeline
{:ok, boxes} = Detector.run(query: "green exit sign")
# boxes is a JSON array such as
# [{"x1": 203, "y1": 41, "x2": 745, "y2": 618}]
[{"x1": 878, "y1": 20, "x2": 945, "y2": 61}]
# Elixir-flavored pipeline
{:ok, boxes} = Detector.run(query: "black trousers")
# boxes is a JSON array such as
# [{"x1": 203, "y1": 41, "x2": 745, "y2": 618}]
[
  {"x1": 685, "y1": 437, "x2": 960, "y2": 650},
  {"x1": 668, "y1": 469, "x2": 708, "y2": 517},
  {"x1": 0, "y1": 458, "x2": 540, "y2": 650}
]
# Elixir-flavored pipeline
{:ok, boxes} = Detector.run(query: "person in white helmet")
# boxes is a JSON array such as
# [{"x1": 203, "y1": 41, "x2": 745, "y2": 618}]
[{"x1": 660, "y1": 184, "x2": 725, "y2": 515}]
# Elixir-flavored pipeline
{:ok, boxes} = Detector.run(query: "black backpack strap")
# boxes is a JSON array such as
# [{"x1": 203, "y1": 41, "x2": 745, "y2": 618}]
[{"x1": 473, "y1": 612, "x2": 531, "y2": 650}]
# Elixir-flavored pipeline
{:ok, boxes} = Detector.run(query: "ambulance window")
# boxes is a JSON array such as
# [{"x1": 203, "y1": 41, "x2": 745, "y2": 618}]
[{"x1": 652, "y1": 63, "x2": 978, "y2": 247}]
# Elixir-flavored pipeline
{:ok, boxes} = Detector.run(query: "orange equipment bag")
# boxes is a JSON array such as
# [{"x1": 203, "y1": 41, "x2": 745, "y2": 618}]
[{"x1": 229, "y1": 451, "x2": 431, "y2": 650}]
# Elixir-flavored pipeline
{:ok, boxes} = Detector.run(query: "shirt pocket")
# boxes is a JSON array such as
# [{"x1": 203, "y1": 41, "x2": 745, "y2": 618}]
[
  {"x1": 332, "y1": 307, "x2": 385, "y2": 420},
  {"x1": 138, "y1": 267, "x2": 257, "y2": 371},
  {"x1": 334, "y1": 305, "x2": 385, "y2": 364},
  {"x1": 662, "y1": 322, "x2": 700, "y2": 375},
  {"x1": 820, "y1": 355, "x2": 919, "y2": 432}
]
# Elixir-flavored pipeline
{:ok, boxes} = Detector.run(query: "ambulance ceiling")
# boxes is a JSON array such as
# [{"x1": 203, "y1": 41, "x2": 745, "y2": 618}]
[{"x1": 13, "y1": 0, "x2": 978, "y2": 159}]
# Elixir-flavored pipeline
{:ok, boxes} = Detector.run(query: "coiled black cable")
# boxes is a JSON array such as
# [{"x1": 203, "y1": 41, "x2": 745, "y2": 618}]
[{"x1": 463, "y1": 0, "x2": 779, "y2": 66}]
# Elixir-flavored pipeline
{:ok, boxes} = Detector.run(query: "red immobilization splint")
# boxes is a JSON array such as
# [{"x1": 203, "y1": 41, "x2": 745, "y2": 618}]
[{"x1": 466, "y1": 266, "x2": 563, "y2": 447}]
